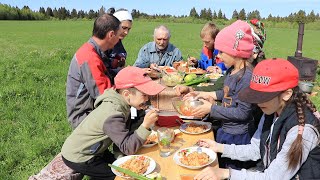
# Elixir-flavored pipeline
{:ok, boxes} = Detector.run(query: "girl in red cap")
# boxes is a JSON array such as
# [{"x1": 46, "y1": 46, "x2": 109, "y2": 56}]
[
  {"x1": 195, "y1": 58, "x2": 320, "y2": 180},
  {"x1": 176, "y1": 20, "x2": 257, "y2": 169}
]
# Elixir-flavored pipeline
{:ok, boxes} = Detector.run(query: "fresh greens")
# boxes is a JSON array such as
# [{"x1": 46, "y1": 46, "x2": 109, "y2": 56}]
[
  {"x1": 183, "y1": 75, "x2": 210, "y2": 86},
  {"x1": 160, "y1": 138, "x2": 170, "y2": 146}
]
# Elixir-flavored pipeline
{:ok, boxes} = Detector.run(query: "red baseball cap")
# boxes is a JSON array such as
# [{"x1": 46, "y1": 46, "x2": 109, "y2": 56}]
[
  {"x1": 238, "y1": 58, "x2": 299, "y2": 104},
  {"x1": 114, "y1": 66, "x2": 165, "y2": 96}
]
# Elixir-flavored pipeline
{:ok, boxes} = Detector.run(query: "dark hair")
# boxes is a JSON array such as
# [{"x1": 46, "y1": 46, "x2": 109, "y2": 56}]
[
  {"x1": 107, "y1": 8, "x2": 129, "y2": 15},
  {"x1": 117, "y1": 88, "x2": 137, "y2": 95},
  {"x1": 106, "y1": 7, "x2": 115, "y2": 14},
  {"x1": 92, "y1": 14, "x2": 120, "y2": 39},
  {"x1": 287, "y1": 87, "x2": 320, "y2": 169}
]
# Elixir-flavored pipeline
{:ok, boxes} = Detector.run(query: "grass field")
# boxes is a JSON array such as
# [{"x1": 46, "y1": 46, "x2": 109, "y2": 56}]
[{"x1": 0, "y1": 20, "x2": 319, "y2": 179}]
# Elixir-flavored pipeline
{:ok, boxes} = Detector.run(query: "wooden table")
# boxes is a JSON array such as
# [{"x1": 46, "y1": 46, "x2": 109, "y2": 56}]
[{"x1": 115, "y1": 126, "x2": 218, "y2": 180}]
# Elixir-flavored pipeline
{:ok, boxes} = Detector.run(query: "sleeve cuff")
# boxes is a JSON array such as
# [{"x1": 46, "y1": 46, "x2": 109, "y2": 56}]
[
  {"x1": 210, "y1": 104, "x2": 218, "y2": 117},
  {"x1": 216, "y1": 90, "x2": 224, "y2": 100},
  {"x1": 221, "y1": 144, "x2": 231, "y2": 156},
  {"x1": 136, "y1": 125, "x2": 151, "y2": 140}
]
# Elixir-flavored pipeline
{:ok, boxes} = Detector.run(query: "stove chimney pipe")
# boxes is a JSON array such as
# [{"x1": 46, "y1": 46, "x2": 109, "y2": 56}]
[{"x1": 295, "y1": 22, "x2": 304, "y2": 57}]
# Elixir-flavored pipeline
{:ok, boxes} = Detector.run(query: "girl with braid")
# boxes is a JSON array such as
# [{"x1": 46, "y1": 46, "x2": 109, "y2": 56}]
[{"x1": 194, "y1": 58, "x2": 320, "y2": 180}]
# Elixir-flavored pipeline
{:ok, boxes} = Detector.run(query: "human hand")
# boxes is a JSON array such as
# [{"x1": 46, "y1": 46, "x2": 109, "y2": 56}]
[
  {"x1": 143, "y1": 68, "x2": 152, "y2": 74},
  {"x1": 194, "y1": 167, "x2": 230, "y2": 180},
  {"x1": 195, "y1": 94, "x2": 215, "y2": 104},
  {"x1": 150, "y1": 63, "x2": 159, "y2": 70},
  {"x1": 187, "y1": 56, "x2": 197, "y2": 66},
  {"x1": 206, "y1": 66, "x2": 222, "y2": 74},
  {"x1": 196, "y1": 139, "x2": 223, "y2": 153},
  {"x1": 142, "y1": 108, "x2": 159, "y2": 129},
  {"x1": 174, "y1": 85, "x2": 194, "y2": 96},
  {"x1": 182, "y1": 91, "x2": 199, "y2": 101},
  {"x1": 191, "y1": 99, "x2": 212, "y2": 117}
]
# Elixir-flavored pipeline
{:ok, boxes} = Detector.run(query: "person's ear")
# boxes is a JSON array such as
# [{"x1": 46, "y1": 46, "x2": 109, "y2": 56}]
[
  {"x1": 106, "y1": 30, "x2": 115, "y2": 39},
  {"x1": 121, "y1": 89, "x2": 131, "y2": 98},
  {"x1": 281, "y1": 89, "x2": 293, "y2": 101}
]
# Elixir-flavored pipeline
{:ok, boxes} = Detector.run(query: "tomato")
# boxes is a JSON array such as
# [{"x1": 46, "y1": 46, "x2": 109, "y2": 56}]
[
  {"x1": 166, "y1": 68, "x2": 174, "y2": 73},
  {"x1": 180, "y1": 104, "x2": 192, "y2": 116}
]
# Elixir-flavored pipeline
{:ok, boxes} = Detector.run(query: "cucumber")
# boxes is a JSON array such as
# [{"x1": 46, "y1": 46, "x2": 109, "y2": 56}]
[
  {"x1": 183, "y1": 77, "x2": 210, "y2": 86},
  {"x1": 108, "y1": 164, "x2": 152, "y2": 180}
]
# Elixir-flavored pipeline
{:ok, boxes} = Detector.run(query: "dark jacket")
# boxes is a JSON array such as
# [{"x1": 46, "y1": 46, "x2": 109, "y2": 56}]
[
  {"x1": 105, "y1": 40, "x2": 127, "y2": 83},
  {"x1": 260, "y1": 103, "x2": 320, "y2": 180}
]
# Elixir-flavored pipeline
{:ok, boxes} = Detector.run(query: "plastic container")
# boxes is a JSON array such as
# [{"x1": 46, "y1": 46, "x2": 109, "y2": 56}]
[{"x1": 298, "y1": 81, "x2": 314, "y2": 93}]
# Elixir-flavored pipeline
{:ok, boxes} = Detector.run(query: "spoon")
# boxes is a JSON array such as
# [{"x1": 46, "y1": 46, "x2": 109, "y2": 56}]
[
  {"x1": 193, "y1": 142, "x2": 202, "y2": 153},
  {"x1": 197, "y1": 146, "x2": 202, "y2": 153},
  {"x1": 151, "y1": 66, "x2": 161, "y2": 72},
  {"x1": 161, "y1": 69, "x2": 170, "y2": 76},
  {"x1": 175, "y1": 119, "x2": 184, "y2": 126}
]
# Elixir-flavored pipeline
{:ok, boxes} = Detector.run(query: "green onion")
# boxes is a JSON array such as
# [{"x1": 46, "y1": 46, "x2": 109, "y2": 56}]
[
  {"x1": 183, "y1": 77, "x2": 210, "y2": 86},
  {"x1": 108, "y1": 164, "x2": 152, "y2": 180}
]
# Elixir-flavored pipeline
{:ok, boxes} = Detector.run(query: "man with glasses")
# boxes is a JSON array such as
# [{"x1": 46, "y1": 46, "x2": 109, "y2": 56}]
[{"x1": 134, "y1": 25, "x2": 183, "y2": 69}]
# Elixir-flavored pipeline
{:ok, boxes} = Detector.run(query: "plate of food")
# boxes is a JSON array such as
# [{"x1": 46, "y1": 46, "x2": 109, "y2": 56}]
[
  {"x1": 143, "y1": 131, "x2": 158, "y2": 148},
  {"x1": 205, "y1": 73, "x2": 223, "y2": 82},
  {"x1": 179, "y1": 122, "x2": 212, "y2": 134},
  {"x1": 185, "y1": 68, "x2": 206, "y2": 75},
  {"x1": 158, "y1": 66, "x2": 176, "y2": 73},
  {"x1": 111, "y1": 155, "x2": 156, "y2": 178},
  {"x1": 173, "y1": 147, "x2": 216, "y2": 169}
]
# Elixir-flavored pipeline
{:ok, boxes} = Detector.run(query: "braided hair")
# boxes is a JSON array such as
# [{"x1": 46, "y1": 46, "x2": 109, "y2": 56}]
[{"x1": 287, "y1": 87, "x2": 320, "y2": 169}]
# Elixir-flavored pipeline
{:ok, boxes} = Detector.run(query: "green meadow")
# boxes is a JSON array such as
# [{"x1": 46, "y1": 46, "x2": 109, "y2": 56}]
[{"x1": 0, "y1": 20, "x2": 319, "y2": 179}]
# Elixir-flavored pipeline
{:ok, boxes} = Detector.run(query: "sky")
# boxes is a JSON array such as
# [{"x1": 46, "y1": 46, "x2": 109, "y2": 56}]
[{"x1": 1, "y1": 0, "x2": 319, "y2": 19}]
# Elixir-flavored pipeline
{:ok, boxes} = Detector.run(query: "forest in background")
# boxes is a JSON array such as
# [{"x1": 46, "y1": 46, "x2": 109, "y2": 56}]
[{"x1": 1, "y1": 3, "x2": 319, "y2": 25}]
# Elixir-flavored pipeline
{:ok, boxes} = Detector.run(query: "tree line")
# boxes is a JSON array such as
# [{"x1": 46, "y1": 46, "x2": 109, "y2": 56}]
[
  {"x1": 0, "y1": 3, "x2": 319, "y2": 23},
  {"x1": 188, "y1": 7, "x2": 319, "y2": 23}
]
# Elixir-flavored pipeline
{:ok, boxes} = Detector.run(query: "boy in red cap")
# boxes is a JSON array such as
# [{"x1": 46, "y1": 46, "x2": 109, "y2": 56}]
[
  {"x1": 61, "y1": 66, "x2": 165, "y2": 179},
  {"x1": 195, "y1": 58, "x2": 320, "y2": 180},
  {"x1": 176, "y1": 20, "x2": 256, "y2": 169}
]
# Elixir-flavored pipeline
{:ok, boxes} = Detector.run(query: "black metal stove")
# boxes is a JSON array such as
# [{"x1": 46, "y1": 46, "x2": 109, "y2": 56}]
[{"x1": 287, "y1": 23, "x2": 318, "y2": 81}]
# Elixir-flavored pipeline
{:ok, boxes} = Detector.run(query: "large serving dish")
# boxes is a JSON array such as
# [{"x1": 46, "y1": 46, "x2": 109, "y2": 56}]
[
  {"x1": 298, "y1": 81, "x2": 314, "y2": 93},
  {"x1": 172, "y1": 97, "x2": 204, "y2": 117},
  {"x1": 161, "y1": 72, "x2": 184, "y2": 87},
  {"x1": 173, "y1": 147, "x2": 216, "y2": 169},
  {"x1": 179, "y1": 121, "x2": 212, "y2": 135},
  {"x1": 111, "y1": 155, "x2": 156, "y2": 178}
]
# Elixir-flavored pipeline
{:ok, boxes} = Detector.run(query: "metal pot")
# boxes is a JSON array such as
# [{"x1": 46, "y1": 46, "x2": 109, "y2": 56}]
[{"x1": 298, "y1": 81, "x2": 314, "y2": 93}]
